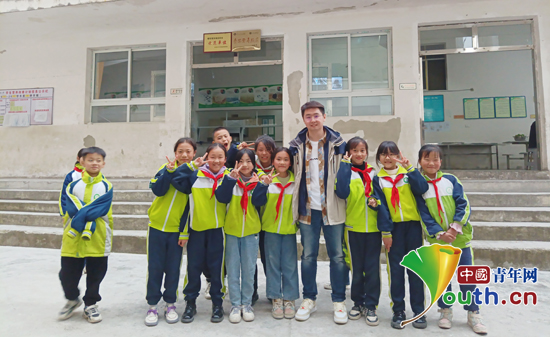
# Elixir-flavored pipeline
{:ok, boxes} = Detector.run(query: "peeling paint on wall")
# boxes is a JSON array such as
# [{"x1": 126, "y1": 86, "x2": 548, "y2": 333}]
[
  {"x1": 287, "y1": 71, "x2": 303, "y2": 114},
  {"x1": 332, "y1": 118, "x2": 401, "y2": 152},
  {"x1": 313, "y1": 6, "x2": 356, "y2": 14},
  {"x1": 209, "y1": 12, "x2": 303, "y2": 22},
  {"x1": 83, "y1": 135, "x2": 95, "y2": 147}
]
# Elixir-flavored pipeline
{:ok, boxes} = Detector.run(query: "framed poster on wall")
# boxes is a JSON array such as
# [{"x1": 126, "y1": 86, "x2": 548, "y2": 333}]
[{"x1": 423, "y1": 95, "x2": 445, "y2": 122}]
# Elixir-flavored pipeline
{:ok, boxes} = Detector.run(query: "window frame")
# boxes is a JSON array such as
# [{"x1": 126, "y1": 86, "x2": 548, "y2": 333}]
[
  {"x1": 308, "y1": 30, "x2": 394, "y2": 117},
  {"x1": 90, "y1": 47, "x2": 167, "y2": 124}
]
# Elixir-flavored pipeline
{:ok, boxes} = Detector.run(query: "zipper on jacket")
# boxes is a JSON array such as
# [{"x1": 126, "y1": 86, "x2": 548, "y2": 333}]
[
  {"x1": 162, "y1": 190, "x2": 178, "y2": 232},
  {"x1": 277, "y1": 194, "x2": 284, "y2": 233}
]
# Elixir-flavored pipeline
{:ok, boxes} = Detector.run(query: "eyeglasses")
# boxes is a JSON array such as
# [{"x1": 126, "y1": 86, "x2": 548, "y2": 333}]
[
  {"x1": 382, "y1": 153, "x2": 399, "y2": 159},
  {"x1": 304, "y1": 114, "x2": 323, "y2": 122}
]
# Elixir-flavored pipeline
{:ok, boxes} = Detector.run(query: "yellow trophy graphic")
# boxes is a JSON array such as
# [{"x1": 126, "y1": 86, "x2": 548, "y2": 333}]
[{"x1": 400, "y1": 244, "x2": 462, "y2": 327}]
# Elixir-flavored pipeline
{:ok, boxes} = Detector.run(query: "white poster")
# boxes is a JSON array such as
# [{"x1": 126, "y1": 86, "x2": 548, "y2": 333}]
[{"x1": 0, "y1": 88, "x2": 54, "y2": 127}]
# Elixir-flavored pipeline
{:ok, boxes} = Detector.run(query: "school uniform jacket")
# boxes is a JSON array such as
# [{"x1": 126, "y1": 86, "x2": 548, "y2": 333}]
[
  {"x1": 335, "y1": 160, "x2": 381, "y2": 233},
  {"x1": 59, "y1": 163, "x2": 84, "y2": 218},
  {"x1": 372, "y1": 165, "x2": 425, "y2": 238},
  {"x1": 415, "y1": 171, "x2": 473, "y2": 249},
  {"x1": 252, "y1": 172, "x2": 298, "y2": 235},
  {"x1": 61, "y1": 171, "x2": 114, "y2": 258},
  {"x1": 216, "y1": 173, "x2": 262, "y2": 237}
]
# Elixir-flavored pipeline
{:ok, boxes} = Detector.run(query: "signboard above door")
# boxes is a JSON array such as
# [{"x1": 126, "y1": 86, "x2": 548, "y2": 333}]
[{"x1": 203, "y1": 30, "x2": 261, "y2": 53}]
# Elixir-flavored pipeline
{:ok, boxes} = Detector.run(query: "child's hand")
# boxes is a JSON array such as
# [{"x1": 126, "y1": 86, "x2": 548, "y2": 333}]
[
  {"x1": 439, "y1": 232, "x2": 456, "y2": 244},
  {"x1": 229, "y1": 164, "x2": 242, "y2": 179},
  {"x1": 248, "y1": 173, "x2": 260, "y2": 184},
  {"x1": 165, "y1": 156, "x2": 176, "y2": 170},
  {"x1": 447, "y1": 227, "x2": 458, "y2": 237},
  {"x1": 194, "y1": 153, "x2": 208, "y2": 167},
  {"x1": 395, "y1": 151, "x2": 411, "y2": 168},
  {"x1": 367, "y1": 197, "x2": 378, "y2": 208},
  {"x1": 383, "y1": 237, "x2": 393, "y2": 252},
  {"x1": 343, "y1": 151, "x2": 353, "y2": 161},
  {"x1": 178, "y1": 239, "x2": 188, "y2": 247},
  {"x1": 237, "y1": 142, "x2": 250, "y2": 150},
  {"x1": 261, "y1": 168, "x2": 280, "y2": 185}
]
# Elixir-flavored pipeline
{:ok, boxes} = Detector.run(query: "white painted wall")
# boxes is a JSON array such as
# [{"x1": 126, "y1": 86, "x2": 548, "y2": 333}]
[{"x1": 0, "y1": 0, "x2": 548, "y2": 178}]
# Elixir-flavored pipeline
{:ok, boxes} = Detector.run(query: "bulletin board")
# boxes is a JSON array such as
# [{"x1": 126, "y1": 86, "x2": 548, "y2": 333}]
[
  {"x1": 423, "y1": 95, "x2": 445, "y2": 122},
  {"x1": 0, "y1": 88, "x2": 54, "y2": 127},
  {"x1": 463, "y1": 96, "x2": 527, "y2": 120}
]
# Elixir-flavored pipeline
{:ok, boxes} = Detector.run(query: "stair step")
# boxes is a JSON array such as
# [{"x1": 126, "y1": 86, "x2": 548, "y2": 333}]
[
  {"x1": 0, "y1": 189, "x2": 155, "y2": 202},
  {"x1": 0, "y1": 200, "x2": 151, "y2": 215},
  {"x1": 472, "y1": 240, "x2": 550, "y2": 270},
  {"x1": 0, "y1": 179, "x2": 151, "y2": 191},
  {"x1": 461, "y1": 180, "x2": 550, "y2": 193},
  {"x1": 446, "y1": 170, "x2": 550, "y2": 180},
  {"x1": 471, "y1": 207, "x2": 550, "y2": 222},
  {"x1": 471, "y1": 222, "x2": 550, "y2": 241},
  {"x1": 468, "y1": 192, "x2": 550, "y2": 207}
]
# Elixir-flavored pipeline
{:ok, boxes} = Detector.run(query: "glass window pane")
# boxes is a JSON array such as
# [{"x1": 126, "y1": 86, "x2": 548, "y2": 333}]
[
  {"x1": 351, "y1": 35, "x2": 389, "y2": 89},
  {"x1": 352, "y1": 96, "x2": 392, "y2": 116},
  {"x1": 193, "y1": 45, "x2": 235, "y2": 64},
  {"x1": 239, "y1": 40, "x2": 282, "y2": 62},
  {"x1": 420, "y1": 28, "x2": 473, "y2": 50},
  {"x1": 154, "y1": 104, "x2": 165, "y2": 119},
  {"x1": 478, "y1": 24, "x2": 532, "y2": 47},
  {"x1": 91, "y1": 106, "x2": 127, "y2": 123},
  {"x1": 311, "y1": 97, "x2": 348, "y2": 117},
  {"x1": 131, "y1": 50, "x2": 166, "y2": 98},
  {"x1": 129, "y1": 104, "x2": 162, "y2": 122},
  {"x1": 311, "y1": 37, "x2": 349, "y2": 91},
  {"x1": 94, "y1": 52, "x2": 128, "y2": 99}
]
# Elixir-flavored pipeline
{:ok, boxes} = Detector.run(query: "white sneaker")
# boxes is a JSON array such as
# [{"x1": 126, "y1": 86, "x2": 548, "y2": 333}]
[
  {"x1": 144, "y1": 307, "x2": 158, "y2": 326},
  {"x1": 205, "y1": 282, "x2": 212, "y2": 300},
  {"x1": 333, "y1": 301, "x2": 348, "y2": 324},
  {"x1": 242, "y1": 305, "x2": 255, "y2": 322},
  {"x1": 58, "y1": 299, "x2": 82, "y2": 320},
  {"x1": 324, "y1": 282, "x2": 332, "y2": 290},
  {"x1": 295, "y1": 299, "x2": 317, "y2": 321},
  {"x1": 83, "y1": 304, "x2": 102, "y2": 323},
  {"x1": 229, "y1": 306, "x2": 241, "y2": 323},
  {"x1": 438, "y1": 308, "x2": 452, "y2": 329},
  {"x1": 164, "y1": 304, "x2": 179, "y2": 324}
]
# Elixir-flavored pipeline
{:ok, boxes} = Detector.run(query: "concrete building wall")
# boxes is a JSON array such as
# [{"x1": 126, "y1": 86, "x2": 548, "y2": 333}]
[{"x1": 0, "y1": 0, "x2": 548, "y2": 177}]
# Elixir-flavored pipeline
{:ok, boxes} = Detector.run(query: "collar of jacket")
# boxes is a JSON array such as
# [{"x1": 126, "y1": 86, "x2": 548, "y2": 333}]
[
  {"x1": 289, "y1": 126, "x2": 345, "y2": 154},
  {"x1": 82, "y1": 171, "x2": 104, "y2": 184},
  {"x1": 273, "y1": 170, "x2": 295, "y2": 184},
  {"x1": 422, "y1": 170, "x2": 444, "y2": 180},
  {"x1": 75, "y1": 163, "x2": 84, "y2": 172},
  {"x1": 377, "y1": 165, "x2": 408, "y2": 178}
]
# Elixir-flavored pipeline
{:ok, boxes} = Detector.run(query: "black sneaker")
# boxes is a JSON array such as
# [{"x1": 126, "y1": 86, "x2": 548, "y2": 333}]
[
  {"x1": 391, "y1": 311, "x2": 406, "y2": 329},
  {"x1": 252, "y1": 292, "x2": 259, "y2": 306},
  {"x1": 181, "y1": 301, "x2": 197, "y2": 323},
  {"x1": 413, "y1": 314, "x2": 427, "y2": 329},
  {"x1": 348, "y1": 305, "x2": 363, "y2": 320},
  {"x1": 211, "y1": 304, "x2": 224, "y2": 323}
]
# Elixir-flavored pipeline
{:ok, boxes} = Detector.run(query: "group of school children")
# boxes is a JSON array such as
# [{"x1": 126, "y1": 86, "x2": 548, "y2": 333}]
[{"x1": 56, "y1": 100, "x2": 487, "y2": 335}]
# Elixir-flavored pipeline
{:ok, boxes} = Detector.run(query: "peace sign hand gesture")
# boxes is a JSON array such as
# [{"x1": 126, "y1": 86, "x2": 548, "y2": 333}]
[
  {"x1": 394, "y1": 151, "x2": 411, "y2": 168},
  {"x1": 248, "y1": 172, "x2": 260, "y2": 184},
  {"x1": 261, "y1": 168, "x2": 280, "y2": 185},
  {"x1": 165, "y1": 156, "x2": 177, "y2": 170},
  {"x1": 194, "y1": 153, "x2": 208, "y2": 168},
  {"x1": 343, "y1": 151, "x2": 353, "y2": 162},
  {"x1": 229, "y1": 164, "x2": 242, "y2": 179},
  {"x1": 237, "y1": 142, "x2": 250, "y2": 150}
]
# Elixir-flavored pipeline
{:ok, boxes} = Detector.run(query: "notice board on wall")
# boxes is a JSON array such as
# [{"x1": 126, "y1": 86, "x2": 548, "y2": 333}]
[
  {"x1": 423, "y1": 95, "x2": 445, "y2": 122},
  {"x1": 0, "y1": 88, "x2": 54, "y2": 127}
]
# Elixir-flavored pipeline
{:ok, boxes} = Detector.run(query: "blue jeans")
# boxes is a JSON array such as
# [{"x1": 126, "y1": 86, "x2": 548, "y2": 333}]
[
  {"x1": 225, "y1": 233, "x2": 259, "y2": 307},
  {"x1": 438, "y1": 247, "x2": 479, "y2": 312},
  {"x1": 264, "y1": 232, "x2": 299, "y2": 301},
  {"x1": 300, "y1": 210, "x2": 346, "y2": 302}
]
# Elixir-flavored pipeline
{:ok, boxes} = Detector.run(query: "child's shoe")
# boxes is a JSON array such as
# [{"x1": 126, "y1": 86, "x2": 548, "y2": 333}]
[
  {"x1": 272, "y1": 299, "x2": 284, "y2": 319},
  {"x1": 144, "y1": 307, "x2": 158, "y2": 326},
  {"x1": 365, "y1": 308, "x2": 379, "y2": 326},
  {"x1": 229, "y1": 306, "x2": 242, "y2": 323},
  {"x1": 391, "y1": 310, "x2": 406, "y2": 329},
  {"x1": 295, "y1": 299, "x2": 316, "y2": 321},
  {"x1": 438, "y1": 308, "x2": 453, "y2": 329},
  {"x1": 333, "y1": 301, "x2": 348, "y2": 324},
  {"x1": 83, "y1": 304, "x2": 102, "y2": 323},
  {"x1": 58, "y1": 298, "x2": 82, "y2": 320},
  {"x1": 324, "y1": 282, "x2": 332, "y2": 290},
  {"x1": 468, "y1": 310, "x2": 488, "y2": 335},
  {"x1": 164, "y1": 304, "x2": 179, "y2": 324},
  {"x1": 348, "y1": 304, "x2": 363, "y2": 320},
  {"x1": 283, "y1": 300, "x2": 295, "y2": 319},
  {"x1": 181, "y1": 301, "x2": 196, "y2": 323},
  {"x1": 412, "y1": 314, "x2": 427, "y2": 329},
  {"x1": 204, "y1": 282, "x2": 212, "y2": 300},
  {"x1": 211, "y1": 304, "x2": 224, "y2": 323},
  {"x1": 242, "y1": 305, "x2": 255, "y2": 322}
]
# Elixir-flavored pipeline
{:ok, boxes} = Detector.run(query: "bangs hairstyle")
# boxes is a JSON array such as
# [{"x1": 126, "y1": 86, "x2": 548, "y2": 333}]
[
  {"x1": 375, "y1": 141, "x2": 400, "y2": 167},
  {"x1": 81, "y1": 146, "x2": 106, "y2": 160},
  {"x1": 345, "y1": 137, "x2": 369, "y2": 154},
  {"x1": 255, "y1": 135, "x2": 276, "y2": 154},
  {"x1": 174, "y1": 137, "x2": 197, "y2": 152},
  {"x1": 212, "y1": 126, "x2": 229, "y2": 137},
  {"x1": 300, "y1": 101, "x2": 325, "y2": 117},
  {"x1": 272, "y1": 147, "x2": 294, "y2": 172},
  {"x1": 418, "y1": 144, "x2": 444, "y2": 163},
  {"x1": 235, "y1": 149, "x2": 257, "y2": 172},
  {"x1": 205, "y1": 143, "x2": 227, "y2": 158}
]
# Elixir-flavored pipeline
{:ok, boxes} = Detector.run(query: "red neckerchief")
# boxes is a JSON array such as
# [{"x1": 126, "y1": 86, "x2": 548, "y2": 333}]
[
  {"x1": 382, "y1": 174, "x2": 404, "y2": 213},
  {"x1": 274, "y1": 182, "x2": 292, "y2": 221},
  {"x1": 200, "y1": 170, "x2": 225, "y2": 199},
  {"x1": 428, "y1": 177, "x2": 444, "y2": 223},
  {"x1": 351, "y1": 166, "x2": 373, "y2": 197},
  {"x1": 236, "y1": 179, "x2": 258, "y2": 215},
  {"x1": 74, "y1": 165, "x2": 83, "y2": 173}
]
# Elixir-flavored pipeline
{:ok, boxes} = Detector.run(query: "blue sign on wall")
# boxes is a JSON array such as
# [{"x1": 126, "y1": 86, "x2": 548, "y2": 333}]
[{"x1": 424, "y1": 95, "x2": 445, "y2": 122}]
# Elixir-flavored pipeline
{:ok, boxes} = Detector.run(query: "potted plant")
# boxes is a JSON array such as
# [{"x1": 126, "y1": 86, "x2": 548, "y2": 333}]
[{"x1": 514, "y1": 133, "x2": 526, "y2": 141}]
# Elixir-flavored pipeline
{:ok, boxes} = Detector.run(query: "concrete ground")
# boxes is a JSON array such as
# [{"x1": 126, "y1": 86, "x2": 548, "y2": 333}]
[{"x1": 1, "y1": 246, "x2": 548, "y2": 337}]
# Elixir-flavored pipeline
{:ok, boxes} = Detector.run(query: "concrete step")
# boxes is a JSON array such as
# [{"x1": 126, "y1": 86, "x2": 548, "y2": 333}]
[
  {"x1": 472, "y1": 240, "x2": 550, "y2": 270},
  {"x1": 468, "y1": 192, "x2": 550, "y2": 207},
  {"x1": 461, "y1": 180, "x2": 550, "y2": 193},
  {"x1": 471, "y1": 207, "x2": 550, "y2": 222},
  {"x1": 0, "y1": 211, "x2": 149, "y2": 230},
  {"x1": 0, "y1": 178, "x2": 150, "y2": 191},
  {"x1": 447, "y1": 170, "x2": 550, "y2": 180},
  {"x1": 0, "y1": 200, "x2": 151, "y2": 215},
  {"x1": 471, "y1": 222, "x2": 550, "y2": 241},
  {"x1": 0, "y1": 189, "x2": 155, "y2": 202}
]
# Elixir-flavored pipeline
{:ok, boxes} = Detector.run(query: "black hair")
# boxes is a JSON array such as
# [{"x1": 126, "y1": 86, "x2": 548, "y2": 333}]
[
  {"x1": 77, "y1": 148, "x2": 86, "y2": 158},
  {"x1": 345, "y1": 137, "x2": 369, "y2": 155},
  {"x1": 375, "y1": 141, "x2": 400, "y2": 167},
  {"x1": 418, "y1": 144, "x2": 444, "y2": 163},
  {"x1": 174, "y1": 137, "x2": 197, "y2": 152},
  {"x1": 81, "y1": 146, "x2": 106, "y2": 160},
  {"x1": 300, "y1": 101, "x2": 325, "y2": 117},
  {"x1": 205, "y1": 143, "x2": 227, "y2": 158},
  {"x1": 235, "y1": 149, "x2": 257, "y2": 173},
  {"x1": 212, "y1": 127, "x2": 230, "y2": 137},
  {"x1": 255, "y1": 135, "x2": 276, "y2": 155},
  {"x1": 272, "y1": 147, "x2": 294, "y2": 173}
]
